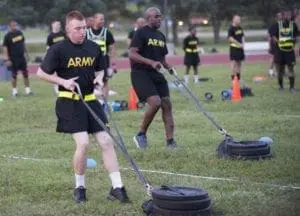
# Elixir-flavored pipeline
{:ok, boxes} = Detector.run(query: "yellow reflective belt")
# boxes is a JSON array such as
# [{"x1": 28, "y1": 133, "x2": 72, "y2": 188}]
[
  {"x1": 58, "y1": 91, "x2": 96, "y2": 101},
  {"x1": 185, "y1": 48, "x2": 198, "y2": 53},
  {"x1": 230, "y1": 43, "x2": 241, "y2": 48}
]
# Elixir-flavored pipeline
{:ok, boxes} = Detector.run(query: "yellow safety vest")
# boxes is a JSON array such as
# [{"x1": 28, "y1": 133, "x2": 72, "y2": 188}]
[
  {"x1": 86, "y1": 28, "x2": 107, "y2": 55},
  {"x1": 278, "y1": 21, "x2": 295, "y2": 52}
]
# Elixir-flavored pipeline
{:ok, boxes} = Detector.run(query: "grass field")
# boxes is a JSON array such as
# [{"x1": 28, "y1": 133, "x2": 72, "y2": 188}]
[{"x1": 0, "y1": 63, "x2": 299, "y2": 216}]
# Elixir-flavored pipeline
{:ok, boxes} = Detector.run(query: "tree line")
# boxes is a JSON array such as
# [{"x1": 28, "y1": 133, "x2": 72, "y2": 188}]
[{"x1": 0, "y1": 0, "x2": 299, "y2": 44}]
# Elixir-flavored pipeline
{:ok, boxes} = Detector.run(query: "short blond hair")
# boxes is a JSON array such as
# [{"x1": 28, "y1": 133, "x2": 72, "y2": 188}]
[{"x1": 66, "y1": 10, "x2": 85, "y2": 25}]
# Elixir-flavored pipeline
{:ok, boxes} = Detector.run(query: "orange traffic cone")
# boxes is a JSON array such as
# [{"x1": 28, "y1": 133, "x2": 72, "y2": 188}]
[
  {"x1": 128, "y1": 87, "x2": 138, "y2": 110},
  {"x1": 231, "y1": 76, "x2": 242, "y2": 102}
]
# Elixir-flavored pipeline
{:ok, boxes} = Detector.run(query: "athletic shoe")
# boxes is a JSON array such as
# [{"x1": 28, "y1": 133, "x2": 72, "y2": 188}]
[
  {"x1": 73, "y1": 186, "x2": 87, "y2": 203},
  {"x1": 289, "y1": 88, "x2": 296, "y2": 94},
  {"x1": 166, "y1": 139, "x2": 177, "y2": 149},
  {"x1": 278, "y1": 87, "x2": 284, "y2": 92},
  {"x1": 12, "y1": 93, "x2": 19, "y2": 98},
  {"x1": 107, "y1": 187, "x2": 130, "y2": 203},
  {"x1": 133, "y1": 133, "x2": 148, "y2": 149},
  {"x1": 25, "y1": 91, "x2": 34, "y2": 96}
]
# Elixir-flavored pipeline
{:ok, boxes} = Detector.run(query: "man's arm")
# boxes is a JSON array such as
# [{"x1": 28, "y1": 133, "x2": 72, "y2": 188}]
[
  {"x1": 3, "y1": 46, "x2": 10, "y2": 61},
  {"x1": 36, "y1": 68, "x2": 78, "y2": 91},
  {"x1": 242, "y1": 36, "x2": 245, "y2": 48},
  {"x1": 129, "y1": 47, "x2": 160, "y2": 69},
  {"x1": 161, "y1": 56, "x2": 171, "y2": 70},
  {"x1": 36, "y1": 68, "x2": 65, "y2": 85},
  {"x1": 108, "y1": 43, "x2": 116, "y2": 66}
]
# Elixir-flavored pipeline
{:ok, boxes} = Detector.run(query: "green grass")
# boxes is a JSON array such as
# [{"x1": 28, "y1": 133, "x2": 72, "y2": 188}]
[{"x1": 0, "y1": 63, "x2": 299, "y2": 216}]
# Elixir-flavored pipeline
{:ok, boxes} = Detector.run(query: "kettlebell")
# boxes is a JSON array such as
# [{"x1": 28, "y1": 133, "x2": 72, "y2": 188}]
[
  {"x1": 111, "y1": 100, "x2": 121, "y2": 112},
  {"x1": 221, "y1": 89, "x2": 231, "y2": 100},
  {"x1": 120, "y1": 100, "x2": 128, "y2": 110},
  {"x1": 205, "y1": 92, "x2": 213, "y2": 101}
]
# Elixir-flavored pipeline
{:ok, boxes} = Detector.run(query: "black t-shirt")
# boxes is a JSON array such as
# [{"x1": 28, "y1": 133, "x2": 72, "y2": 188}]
[
  {"x1": 228, "y1": 25, "x2": 244, "y2": 44},
  {"x1": 130, "y1": 25, "x2": 168, "y2": 70},
  {"x1": 269, "y1": 20, "x2": 298, "y2": 40},
  {"x1": 268, "y1": 22, "x2": 279, "y2": 49},
  {"x1": 128, "y1": 29, "x2": 136, "y2": 40},
  {"x1": 46, "y1": 31, "x2": 66, "y2": 47},
  {"x1": 183, "y1": 35, "x2": 200, "y2": 53},
  {"x1": 2, "y1": 30, "x2": 25, "y2": 59},
  {"x1": 41, "y1": 39, "x2": 106, "y2": 95}
]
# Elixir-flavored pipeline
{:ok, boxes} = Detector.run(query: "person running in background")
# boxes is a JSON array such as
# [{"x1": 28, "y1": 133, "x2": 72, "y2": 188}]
[
  {"x1": 129, "y1": 7, "x2": 177, "y2": 149},
  {"x1": 183, "y1": 26, "x2": 201, "y2": 84},
  {"x1": 2, "y1": 20, "x2": 33, "y2": 97},
  {"x1": 86, "y1": 13, "x2": 116, "y2": 99},
  {"x1": 268, "y1": 12, "x2": 282, "y2": 77},
  {"x1": 228, "y1": 15, "x2": 245, "y2": 81},
  {"x1": 270, "y1": 10, "x2": 299, "y2": 93},
  {"x1": 46, "y1": 20, "x2": 65, "y2": 95},
  {"x1": 128, "y1": 17, "x2": 146, "y2": 46},
  {"x1": 86, "y1": 16, "x2": 94, "y2": 29}
]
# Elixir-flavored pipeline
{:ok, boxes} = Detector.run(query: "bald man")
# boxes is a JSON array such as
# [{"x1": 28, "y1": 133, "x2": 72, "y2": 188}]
[
  {"x1": 128, "y1": 17, "x2": 146, "y2": 46},
  {"x1": 129, "y1": 7, "x2": 177, "y2": 149},
  {"x1": 86, "y1": 13, "x2": 116, "y2": 99}
]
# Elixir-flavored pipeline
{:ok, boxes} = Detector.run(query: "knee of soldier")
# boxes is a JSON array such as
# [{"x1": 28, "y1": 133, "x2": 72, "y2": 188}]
[
  {"x1": 98, "y1": 132, "x2": 114, "y2": 151},
  {"x1": 161, "y1": 97, "x2": 172, "y2": 111},
  {"x1": 148, "y1": 96, "x2": 161, "y2": 109},
  {"x1": 22, "y1": 70, "x2": 29, "y2": 78},
  {"x1": 11, "y1": 70, "x2": 17, "y2": 79},
  {"x1": 287, "y1": 65, "x2": 295, "y2": 77},
  {"x1": 76, "y1": 142, "x2": 89, "y2": 152}
]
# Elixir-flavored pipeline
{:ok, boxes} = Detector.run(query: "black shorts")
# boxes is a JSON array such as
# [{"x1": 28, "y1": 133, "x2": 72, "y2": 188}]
[
  {"x1": 230, "y1": 47, "x2": 245, "y2": 61},
  {"x1": 55, "y1": 98, "x2": 108, "y2": 134},
  {"x1": 8, "y1": 57, "x2": 28, "y2": 78},
  {"x1": 274, "y1": 49, "x2": 296, "y2": 66},
  {"x1": 131, "y1": 69, "x2": 169, "y2": 102},
  {"x1": 184, "y1": 53, "x2": 200, "y2": 66}
]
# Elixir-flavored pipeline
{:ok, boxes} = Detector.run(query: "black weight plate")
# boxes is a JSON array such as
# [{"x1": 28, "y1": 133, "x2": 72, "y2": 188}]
[
  {"x1": 153, "y1": 204, "x2": 212, "y2": 216},
  {"x1": 230, "y1": 146, "x2": 271, "y2": 156},
  {"x1": 226, "y1": 140, "x2": 268, "y2": 149},
  {"x1": 153, "y1": 197, "x2": 211, "y2": 211},
  {"x1": 151, "y1": 185, "x2": 209, "y2": 201},
  {"x1": 216, "y1": 141, "x2": 229, "y2": 159},
  {"x1": 232, "y1": 153, "x2": 273, "y2": 160}
]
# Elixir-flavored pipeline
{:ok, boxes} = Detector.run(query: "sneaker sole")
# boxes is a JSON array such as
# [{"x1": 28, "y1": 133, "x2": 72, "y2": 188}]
[
  {"x1": 107, "y1": 194, "x2": 130, "y2": 203},
  {"x1": 133, "y1": 136, "x2": 147, "y2": 149},
  {"x1": 133, "y1": 136, "x2": 141, "y2": 148}
]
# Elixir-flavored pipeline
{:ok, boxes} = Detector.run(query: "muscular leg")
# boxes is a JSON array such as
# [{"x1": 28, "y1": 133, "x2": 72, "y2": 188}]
[
  {"x1": 11, "y1": 70, "x2": 18, "y2": 96},
  {"x1": 236, "y1": 61, "x2": 242, "y2": 80},
  {"x1": 287, "y1": 64, "x2": 295, "y2": 90},
  {"x1": 184, "y1": 66, "x2": 191, "y2": 84},
  {"x1": 139, "y1": 95, "x2": 161, "y2": 134},
  {"x1": 102, "y1": 82, "x2": 109, "y2": 99},
  {"x1": 94, "y1": 131, "x2": 119, "y2": 173},
  {"x1": 275, "y1": 63, "x2": 285, "y2": 89},
  {"x1": 72, "y1": 132, "x2": 89, "y2": 187},
  {"x1": 192, "y1": 65, "x2": 199, "y2": 83},
  {"x1": 230, "y1": 61, "x2": 237, "y2": 80},
  {"x1": 161, "y1": 97, "x2": 174, "y2": 140}
]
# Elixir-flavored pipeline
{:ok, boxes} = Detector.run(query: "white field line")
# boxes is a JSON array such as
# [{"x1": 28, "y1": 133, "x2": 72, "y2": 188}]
[
  {"x1": 2, "y1": 154, "x2": 299, "y2": 190},
  {"x1": 121, "y1": 168, "x2": 300, "y2": 190}
]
